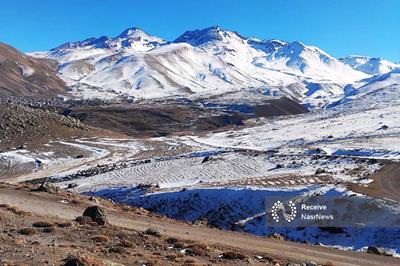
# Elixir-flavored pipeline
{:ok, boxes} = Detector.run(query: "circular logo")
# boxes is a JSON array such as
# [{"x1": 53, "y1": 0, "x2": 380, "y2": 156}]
[{"x1": 271, "y1": 200, "x2": 297, "y2": 223}]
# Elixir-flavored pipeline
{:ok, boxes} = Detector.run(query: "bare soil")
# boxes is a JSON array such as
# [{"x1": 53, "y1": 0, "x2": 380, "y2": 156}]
[
  {"x1": 348, "y1": 162, "x2": 400, "y2": 201},
  {"x1": 64, "y1": 97, "x2": 307, "y2": 138},
  {"x1": 0, "y1": 43, "x2": 66, "y2": 99},
  {"x1": 0, "y1": 183, "x2": 398, "y2": 266}
]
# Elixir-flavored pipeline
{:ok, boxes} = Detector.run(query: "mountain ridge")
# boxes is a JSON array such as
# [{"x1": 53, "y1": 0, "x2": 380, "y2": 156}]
[
  {"x1": 28, "y1": 26, "x2": 398, "y2": 108},
  {"x1": 340, "y1": 55, "x2": 400, "y2": 75}
]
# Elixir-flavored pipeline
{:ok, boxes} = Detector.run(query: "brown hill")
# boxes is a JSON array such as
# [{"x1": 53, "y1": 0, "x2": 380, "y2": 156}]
[
  {"x1": 0, "y1": 103, "x2": 105, "y2": 149},
  {"x1": 0, "y1": 42, "x2": 66, "y2": 99}
]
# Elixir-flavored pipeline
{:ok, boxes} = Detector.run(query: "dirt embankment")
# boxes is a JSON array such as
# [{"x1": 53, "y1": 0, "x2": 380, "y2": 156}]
[
  {"x1": 0, "y1": 183, "x2": 289, "y2": 266},
  {"x1": 0, "y1": 183, "x2": 398, "y2": 266},
  {"x1": 348, "y1": 162, "x2": 400, "y2": 201}
]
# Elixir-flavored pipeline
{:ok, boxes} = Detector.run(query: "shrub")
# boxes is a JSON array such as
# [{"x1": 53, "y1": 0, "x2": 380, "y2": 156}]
[
  {"x1": 75, "y1": 215, "x2": 92, "y2": 225},
  {"x1": 56, "y1": 221, "x2": 73, "y2": 228},
  {"x1": 32, "y1": 221, "x2": 54, "y2": 228},
  {"x1": 18, "y1": 228, "x2": 36, "y2": 235},
  {"x1": 42, "y1": 227, "x2": 56, "y2": 233},
  {"x1": 221, "y1": 251, "x2": 246, "y2": 260},
  {"x1": 144, "y1": 228, "x2": 161, "y2": 237},
  {"x1": 118, "y1": 240, "x2": 134, "y2": 248}
]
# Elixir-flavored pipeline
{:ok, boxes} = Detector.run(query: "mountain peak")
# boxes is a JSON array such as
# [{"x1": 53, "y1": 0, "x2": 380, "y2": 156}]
[
  {"x1": 206, "y1": 25, "x2": 221, "y2": 30},
  {"x1": 174, "y1": 26, "x2": 245, "y2": 46},
  {"x1": 117, "y1": 27, "x2": 147, "y2": 38},
  {"x1": 174, "y1": 26, "x2": 222, "y2": 46}
]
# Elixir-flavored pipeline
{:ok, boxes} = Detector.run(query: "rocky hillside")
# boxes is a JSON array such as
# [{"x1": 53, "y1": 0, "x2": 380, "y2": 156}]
[
  {"x1": 0, "y1": 103, "x2": 89, "y2": 149},
  {"x1": 0, "y1": 42, "x2": 66, "y2": 99}
]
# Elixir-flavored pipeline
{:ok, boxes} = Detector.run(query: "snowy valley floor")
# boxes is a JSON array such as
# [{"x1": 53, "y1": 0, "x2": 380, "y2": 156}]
[{"x1": 1, "y1": 101, "x2": 400, "y2": 259}]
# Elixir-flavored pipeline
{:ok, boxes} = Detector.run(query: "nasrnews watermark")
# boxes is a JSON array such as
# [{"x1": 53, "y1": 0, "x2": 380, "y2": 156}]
[{"x1": 265, "y1": 196, "x2": 400, "y2": 227}]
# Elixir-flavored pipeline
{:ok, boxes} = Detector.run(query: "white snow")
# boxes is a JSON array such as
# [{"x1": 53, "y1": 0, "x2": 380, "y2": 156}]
[
  {"x1": 189, "y1": 102, "x2": 400, "y2": 161},
  {"x1": 29, "y1": 26, "x2": 377, "y2": 106},
  {"x1": 340, "y1": 55, "x2": 400, "y2": 75},
  {"x1": 18, "y1": 64, "x2": 35, "y2": 77}
]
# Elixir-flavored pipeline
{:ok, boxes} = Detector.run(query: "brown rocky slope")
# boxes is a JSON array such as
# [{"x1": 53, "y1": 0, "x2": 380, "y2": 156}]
[
  {"x1": 0, "y1": 42, "x2": 66, "y2": 99},
  {"x1": 0, "y1": 103, "x2": 110, "y2": 149}
]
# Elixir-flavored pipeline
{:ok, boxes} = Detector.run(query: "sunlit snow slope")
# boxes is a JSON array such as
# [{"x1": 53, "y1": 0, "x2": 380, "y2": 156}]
[{"x1": 31, "y1": 26, "x2": 399, "y2": 108}]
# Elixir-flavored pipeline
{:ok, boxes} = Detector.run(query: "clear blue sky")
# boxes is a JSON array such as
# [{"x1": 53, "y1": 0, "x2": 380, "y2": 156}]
[{"x1": 1, "y1": 0, "x2": 399, "y2": 61}]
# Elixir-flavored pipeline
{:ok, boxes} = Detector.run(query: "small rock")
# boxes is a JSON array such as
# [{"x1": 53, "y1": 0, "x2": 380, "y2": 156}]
[
  {"x1": 16, "y1": 144, "x2": 27, "y2": 150},
  {"x1": 379, "y1": 125, "x2": 389, "y2": 130},
  {"x1": 67, "y1": 183, "x2": 78, "y2": 189},
  {"x1": 268, "y1": 233, "x2": 284, "y2": 240},
  {"x1": 108, "y1": 246, "x2": 125, "y2": 254},
  {"x1": 63, "y1": 255, "x2": 103, "y2": 266},
  {"x1": 304, "y1": 261, "x2": 317, "y2": 266}
]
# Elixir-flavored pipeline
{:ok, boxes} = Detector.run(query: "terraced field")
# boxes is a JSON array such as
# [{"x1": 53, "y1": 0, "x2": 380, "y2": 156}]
[{"x1": 68, "y1": 154, "x2": 277, "y2": 192}]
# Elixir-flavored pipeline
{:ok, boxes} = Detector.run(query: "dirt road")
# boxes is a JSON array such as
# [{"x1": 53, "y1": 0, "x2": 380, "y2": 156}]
[{"x1": 0, "y1": 185, "x2": 398, "y2": 266}]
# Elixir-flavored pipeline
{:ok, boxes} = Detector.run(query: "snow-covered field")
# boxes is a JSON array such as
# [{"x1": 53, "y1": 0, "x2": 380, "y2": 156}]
[
  {"x1": 188, "y1": 102, "x2": 400, "y2": 160},
  {"x1": 64, "y1": 150, "x2": 379, "y2": 193},
  {"x1": 89, "y1": 184, "x2": 400, "y2": 256},
  {"x1": 0, "y1": 138, "x2": 147, "y2": 182}
]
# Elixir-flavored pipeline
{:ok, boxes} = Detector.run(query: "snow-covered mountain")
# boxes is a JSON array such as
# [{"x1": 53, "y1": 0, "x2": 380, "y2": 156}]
[
  {"x1": 54, "y1": 27, "x2": 165, "y2": 56},
  {"x1": 174, "y1": 26, "x2": 366, "y2": 83},
  {"x1": 327, "y1": 69, "x2": 400, "y2": 109},
  {"x1": 31, "y1": 26, "x2": 381, "y2": 107},
  {"x1": 340, "y1": 55, "x2": 400, "y2": 75}
]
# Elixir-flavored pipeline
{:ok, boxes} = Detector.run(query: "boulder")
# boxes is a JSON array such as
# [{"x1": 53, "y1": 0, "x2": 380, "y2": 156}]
[
  {"x1": 145, "y1": 228, "x2": 161, "y2": 237},
  {"x1": 37, "y1": 182, "x2": 61, "y2": 194},
  {"x1": 315, "y1": 168, "x2": 326, "y2": 175},
  {"x1": 201, "y1": 156, "x2": 211, "y2": 164},
  {"x1": 366, "y1": 246, "x2": 388, "y2": 256},
  {"x1": 82, "y1": 206, "x2": 107, "y2": 226}
]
